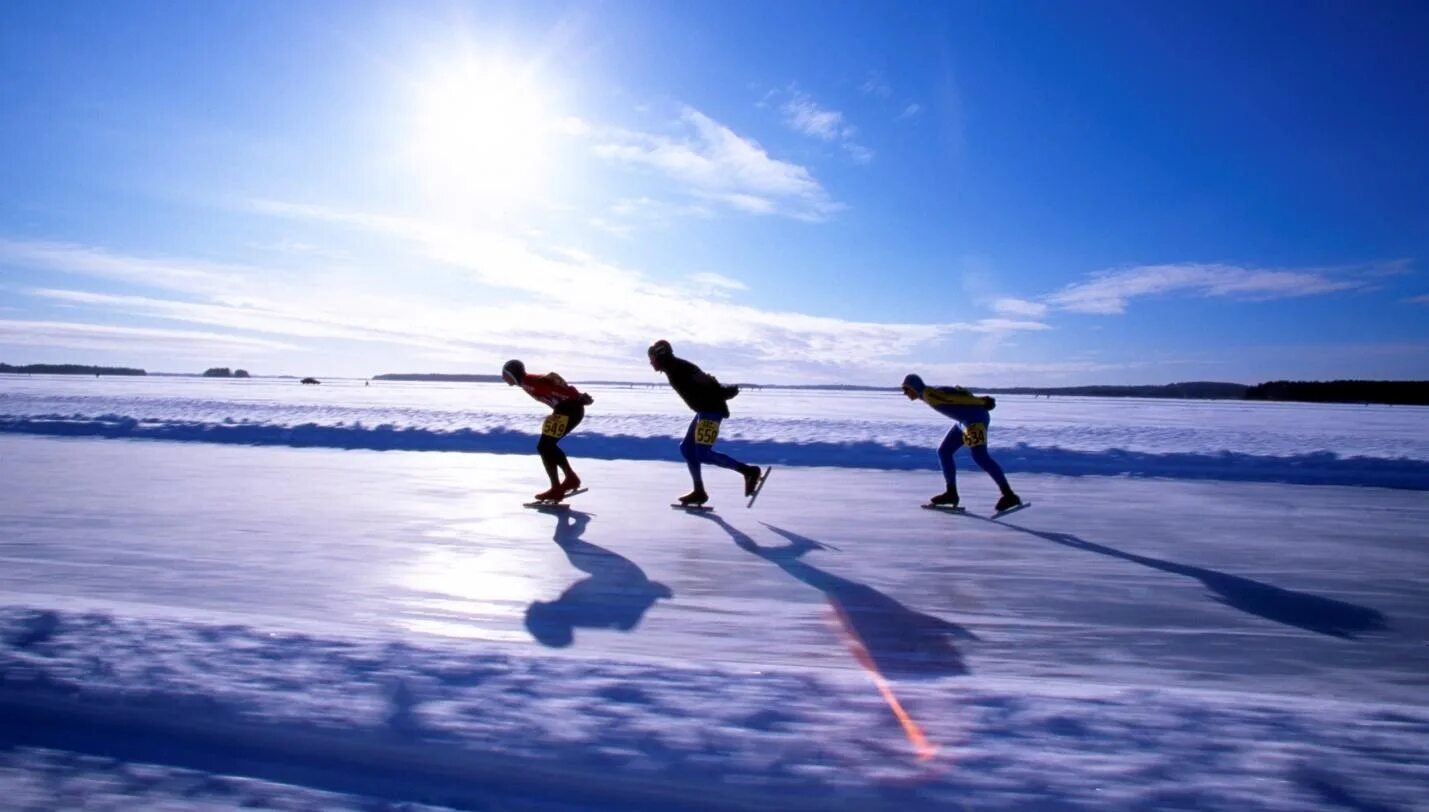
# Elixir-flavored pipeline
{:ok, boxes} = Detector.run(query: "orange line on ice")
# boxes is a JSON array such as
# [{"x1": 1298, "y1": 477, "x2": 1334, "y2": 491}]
[{"x1": 829, "y1": 602, "x2": 938, "y2": 762}]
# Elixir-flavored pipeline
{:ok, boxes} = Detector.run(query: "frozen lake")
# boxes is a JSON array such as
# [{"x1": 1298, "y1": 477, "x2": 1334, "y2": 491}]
[{"x1": 1, "y1": 377, "x2": 1427, "y2": 809}]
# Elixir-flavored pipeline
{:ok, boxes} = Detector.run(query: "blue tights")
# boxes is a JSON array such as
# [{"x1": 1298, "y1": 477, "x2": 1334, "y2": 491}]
[
  {"x1": 938, "y1": 425, "x2": 1011, "y2": 493},
  {"x1": 681, "y1": 414, "x2": 744, "y2": 485}
]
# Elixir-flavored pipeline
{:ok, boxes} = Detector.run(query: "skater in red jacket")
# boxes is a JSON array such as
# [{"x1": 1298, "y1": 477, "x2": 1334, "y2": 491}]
[{"x1": 503, "y1": 359, "x2": 594, "y2": 502}]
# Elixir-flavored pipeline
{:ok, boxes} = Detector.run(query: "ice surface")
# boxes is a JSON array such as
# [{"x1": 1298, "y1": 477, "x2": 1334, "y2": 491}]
[{"x1": 2, "y1": 415, "x2": 1427, "y2": 810}]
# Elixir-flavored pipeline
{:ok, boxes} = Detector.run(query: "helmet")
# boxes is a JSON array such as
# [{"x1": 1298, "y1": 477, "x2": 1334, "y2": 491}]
[
  {"x1": 647, "y1": 339, "x2": 673, "y2": 370},
  {"x1": 502, "y1": 359, "x2": 525, "y2": 385},
  {"x1": 901, "y1": 373, "x2": 924, "y2": 399}
]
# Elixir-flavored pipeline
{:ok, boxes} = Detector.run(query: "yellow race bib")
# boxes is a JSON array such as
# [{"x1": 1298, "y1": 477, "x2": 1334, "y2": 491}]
[
  {"x1": 963, "y1": 423, "x2": 988, "y2": 448},
  {"x1": 694, "y1": 418, "x2": 720, "y2": 445},
  {"x1": 541, "y1": 414, "x2": 571, "y2": 438}
]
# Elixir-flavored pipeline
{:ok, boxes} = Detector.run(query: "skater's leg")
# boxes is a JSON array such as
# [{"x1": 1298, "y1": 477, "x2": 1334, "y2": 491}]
[
  {"x1": 937, "y1": 426, "x2": 964, "y2": 489},
  {"x1": 680, "y1": 417, "x2": 704, "y2": 485},
  {"x1": 969, "y1": 445, "x2": 1013, "y2": 494},
  {"x1": 538, "y1": 404, "x2": 583, "y2": 490},
  {"x1": 964, "y1": 422, "x2": 1015, "y2": 498},
  {"x1": 536, "y1": 436, "x2": 562, "y2": 487},
  {"x1": 555, "y1": 404, "x2": 584, "y2": 487},
  {"x1": 688, "y1": 414, "x2": 746, "y2": 472}
]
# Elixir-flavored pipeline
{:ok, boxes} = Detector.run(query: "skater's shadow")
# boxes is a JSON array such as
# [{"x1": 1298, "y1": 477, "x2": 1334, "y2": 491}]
[
  {"x1": 525, "y1": 509, "x2": 673, "y2": 648},
  {"x1": 989, "y1": 519, "x2": 1387, "y2": 639},
  {"x1": 695, "y1": 513, "x2": 976, "y2": 678}
]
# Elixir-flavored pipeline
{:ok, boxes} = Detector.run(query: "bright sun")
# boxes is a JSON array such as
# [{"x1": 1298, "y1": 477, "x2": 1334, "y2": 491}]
[{"x1": 409, "y1": 58, "x2": 556, "y2": 215}]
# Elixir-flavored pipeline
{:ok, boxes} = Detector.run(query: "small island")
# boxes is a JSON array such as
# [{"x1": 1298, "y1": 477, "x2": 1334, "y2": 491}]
[{"x1": 202, "y1": 367, "x2": 251, "y2": 378}]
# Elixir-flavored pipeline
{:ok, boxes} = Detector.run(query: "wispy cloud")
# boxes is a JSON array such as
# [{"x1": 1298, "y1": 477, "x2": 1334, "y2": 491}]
[
  {"x1": 1406, "y1": 294, "x2": 1429, "y2": 304},
  {"x1": 687, "y1": 272, "x2": 747, "y2": 298},
  {"x1": 783, "y1": 93, "x2": 851, "y2": 141},
  {"x1": 776, "y1": 87, "x2": 873, "y2": 164},
  {"x1": 1046, "y1": 262, "x2": 1396, "y2": 315},
  {"x1": 0, "y1": 319, "x2": 295, "y2": 355},
  {"x1": 992, "y1": 297, "x2": 1049, "y2": 318},
  {"x1": 588, "y1": 107, "x2": 838, "y2": 221},
  {"x1": 251, "y1": 202, "x2": 1053, "y2": 375},
  {"x1": 896, "y1": 103, "x2": 922, "y2": 121},
  {"x1": 0, "y1": 238, "x2": 245, "y2": 294},
  {"x1": 860, "y1": 71, "x2": 892, "y2": 99},
  {"x1": 27, "y1": 288, "x2": 461, "y2": 353}
]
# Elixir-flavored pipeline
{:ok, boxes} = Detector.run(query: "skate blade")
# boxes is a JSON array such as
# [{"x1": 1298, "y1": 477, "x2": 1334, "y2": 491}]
[
  {"x1": 746, "y1": 466, "x2": 773, "y2": 508},
  {"x1": 921, "y1": 504, "x2": 966, "y2": 514},
  {"x1": 671, "y1": 503, "x2": 714, "y2": 512},
  {"x1": 990, "y1": 502, "x2": 1032, "y2": 519},
  {"x1": 521, "y1": 488, "x2": 587, "y2": 509},
  {"x1": 523, "y1": 501, "x2": 570, "y2": 510}
]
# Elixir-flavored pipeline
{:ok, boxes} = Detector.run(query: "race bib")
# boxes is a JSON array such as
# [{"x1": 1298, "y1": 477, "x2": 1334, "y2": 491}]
[
  {"x1": 541, "y1": 413, "x2": 571, "y2": 438},
  {"x1": 694, "y1": 418, "x2": 721, "y2": 445},
  {"x1": 963, "y1": 423, "x2": 988, "y2": 448}
]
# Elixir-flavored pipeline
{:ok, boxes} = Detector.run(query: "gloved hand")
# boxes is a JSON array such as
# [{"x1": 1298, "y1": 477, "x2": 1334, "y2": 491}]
[
  {"x1": 982, "y1": 396, "x2": 996, "y2": 410},
  {"x1": 722, "y1": 385, "x2": 740, "y2": 400},
  {"x1": 580, "y1": 392, "x2": 595, "y2": 406}
]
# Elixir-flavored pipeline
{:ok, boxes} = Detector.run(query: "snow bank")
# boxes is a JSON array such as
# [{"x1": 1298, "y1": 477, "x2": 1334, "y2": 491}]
[{"x1": 4, "y1": 412, "x2": 1427, "y2": 490}]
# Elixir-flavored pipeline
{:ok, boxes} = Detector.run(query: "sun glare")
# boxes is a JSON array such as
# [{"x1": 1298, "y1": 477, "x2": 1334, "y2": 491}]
[{"x1": 410, "y1": 58, "x2": 556, "y2": 215}]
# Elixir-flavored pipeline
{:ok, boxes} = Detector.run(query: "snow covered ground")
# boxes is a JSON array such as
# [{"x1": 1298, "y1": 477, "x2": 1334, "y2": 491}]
[{"x1": 2, "y1": 376, "x2": 1428, "y2": 810}]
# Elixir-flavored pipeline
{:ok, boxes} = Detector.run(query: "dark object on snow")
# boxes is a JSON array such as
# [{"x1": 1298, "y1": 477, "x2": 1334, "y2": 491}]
[{"x1": 301, "y1": 377, "x2": 320, "y2": 385}]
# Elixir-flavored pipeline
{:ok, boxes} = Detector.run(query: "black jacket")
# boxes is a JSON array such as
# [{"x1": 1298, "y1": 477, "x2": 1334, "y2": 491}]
[{"x1": 661, "y1": 356, "x2": 738, "y2": 417}]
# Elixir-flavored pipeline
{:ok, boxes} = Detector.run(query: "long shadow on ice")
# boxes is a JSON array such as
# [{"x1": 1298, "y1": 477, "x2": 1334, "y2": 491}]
[
  {"x1": 991, "y1": 520, "x2": 1387, "y2": 639},
  {"x1": 696, "y1": 513, "x2": 976, "y2": 678},
  {"x1": 525, "y1": 508, "x2": 673, "y2": 648}
]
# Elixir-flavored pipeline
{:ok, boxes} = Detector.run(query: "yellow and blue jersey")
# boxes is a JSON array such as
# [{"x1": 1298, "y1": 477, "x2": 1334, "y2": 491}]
[{"x1": 919, "y1": 386, "x2": 991, "y2": 424}]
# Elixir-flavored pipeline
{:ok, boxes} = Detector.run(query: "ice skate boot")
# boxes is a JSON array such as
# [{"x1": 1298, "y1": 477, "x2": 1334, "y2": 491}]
[
  {"x1": 928, "y1": 488, "x2": 960, "y2": 508},
  {"x1": 677, "y1": 486, "x2": 709, "y2": 507},
  {"x1": 740, "y1": 465, "x2": 763, "y2": 498},
  {"x1": 994, "y1": 492, "x2": 1022, "y2": 513}
]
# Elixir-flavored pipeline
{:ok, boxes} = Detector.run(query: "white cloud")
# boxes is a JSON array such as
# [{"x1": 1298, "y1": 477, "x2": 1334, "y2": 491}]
[
  {"x1": 0, "y1": 238, "x2": 245, "y2": 294},
  {"x1": 896, "y1": 103, "x2": 922, "y2": 121},
  {"x1": 590, "y1": 107, "x2": 838, "y2": 221},
  {"x1": 0, "y1": 319, "x2": 295, "y2": 356},
  {"x1": 992, "y1": 297, "x2": 1049, "y2": 318},
  {"x1": 782, "y1": 94, "x2": 849, "y2": 141},
  {"x1": 1406, "y1": 294, "x2": 1429, "y2": 304},
  {"x1": 843, "y1": 143, "x2": 875, "y2": 165},
  {"x1": 27, "y1": 288, "x2": 461, "y2": 353},
  {"x1": 687, "y1": 272, "x2": 747, "y2": 297},
  {"x1": 776, "y1": 88, "x2": 874, "y2": 164},
  {"x1": 251, "y1": 202, "x2": 1051, "y2": 373},
  {"x1": 1046, "y1": 262, "x2": 1385, "y2": 315}
]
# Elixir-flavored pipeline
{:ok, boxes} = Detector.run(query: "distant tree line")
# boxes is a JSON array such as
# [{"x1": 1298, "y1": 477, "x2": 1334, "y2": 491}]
[
  {"x1": 0, "y1": 363, "x2": 145, "y2": 376},
  {"x1": 373, "y1": 373, "x2": 505, "y2": 383},
  {"x1": 203, "y1": 367, "x2": 251, "y2": 378},
  {"x1": 1244, "y1": 380, "x2": 1429, "y2": 406},
  {"x1": 982, "y1": 382, "x2": 1251, "y2": 399}
]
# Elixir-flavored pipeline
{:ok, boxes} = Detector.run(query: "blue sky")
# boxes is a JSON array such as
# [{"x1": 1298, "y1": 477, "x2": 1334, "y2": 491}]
[{"x1": 1, "y1": 0, "x2": 1426, "y2": 384}]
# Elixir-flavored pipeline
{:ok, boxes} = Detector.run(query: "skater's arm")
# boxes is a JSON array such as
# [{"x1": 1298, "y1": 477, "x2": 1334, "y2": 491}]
[{"x1": 537, "y1": 372, "x2": 582, "y2": 401}]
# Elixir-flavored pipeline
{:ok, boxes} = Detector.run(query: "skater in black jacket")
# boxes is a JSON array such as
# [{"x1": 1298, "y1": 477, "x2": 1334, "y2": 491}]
[{"x1": 647, "y1": 339, "x2": 764, "y2": 506}]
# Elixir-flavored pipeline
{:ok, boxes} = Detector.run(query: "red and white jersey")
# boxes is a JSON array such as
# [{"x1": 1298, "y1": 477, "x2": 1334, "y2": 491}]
[{"x1": 517, "y1": 372, "x2": 582, "y2": 408}]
